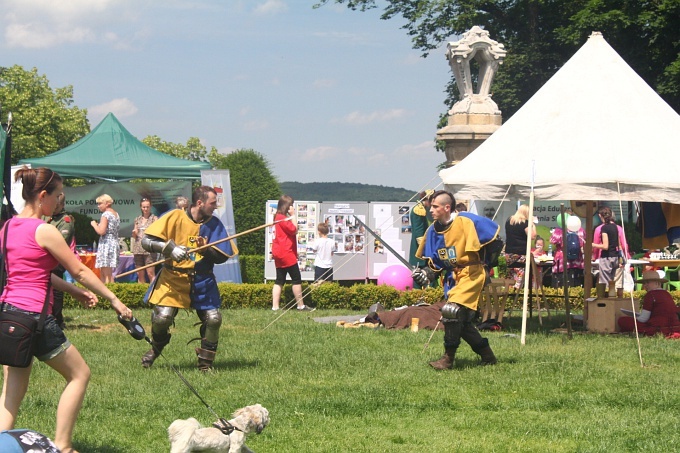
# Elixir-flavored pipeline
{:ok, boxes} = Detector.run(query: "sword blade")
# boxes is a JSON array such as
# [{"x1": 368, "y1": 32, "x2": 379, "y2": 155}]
[{"x1": 353, "y1": 216, "x2": 414, "y2": 270}]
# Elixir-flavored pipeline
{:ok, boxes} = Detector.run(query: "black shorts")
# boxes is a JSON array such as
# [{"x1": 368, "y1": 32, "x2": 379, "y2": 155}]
[
  {"x1": 314, "y1": 266, "x2": 333, "y2": 282},
  {"x1": 275, "y1": 264, "x2": 302, "y2": 286},
  {"x1": 1, "y1": 304, "x2": 71, "y2": 361}
]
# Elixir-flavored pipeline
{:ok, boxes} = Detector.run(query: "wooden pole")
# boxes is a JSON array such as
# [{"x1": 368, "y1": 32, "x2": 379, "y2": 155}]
[
  {"x1": 583, "y1": 203, "x2": 594, "y2": 322},
  {"x1": 560, "y1": 204, "x2": 573, "y2": 339},
  {"x1": 116, "y1": 218, "x2": 289, "y2": 279},
  {"x1": 520, "y1": 189, "x2": 534, "y2": 345}
]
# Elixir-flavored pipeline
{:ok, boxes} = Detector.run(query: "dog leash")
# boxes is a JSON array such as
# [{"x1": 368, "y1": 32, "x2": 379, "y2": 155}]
[{"x1": 118, "y1": 316, "x2": 243, "y2": 434}]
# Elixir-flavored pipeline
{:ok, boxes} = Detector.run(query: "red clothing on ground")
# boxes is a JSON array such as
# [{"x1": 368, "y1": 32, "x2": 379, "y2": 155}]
[
  {"x1": 271, "y1": 213, "x2": 298, "y2": 268},
  {"x1": 618, "y1": 288, "x2": 680, "y2": 336}
]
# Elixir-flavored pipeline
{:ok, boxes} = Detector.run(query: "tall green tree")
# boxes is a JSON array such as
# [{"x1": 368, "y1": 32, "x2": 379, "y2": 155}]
[
  {"x1": 315, "y1": 1, "x2": 680, "y2": 120},
  {"x1": 208, "y1": 148, "x2": 281, "y2": 255},
  {"x1": 0, "y1": 65, "x2": 90, "y2": 163},
  {"x1": 142, "y1": 135, "x2": 211, "y2": 162}
]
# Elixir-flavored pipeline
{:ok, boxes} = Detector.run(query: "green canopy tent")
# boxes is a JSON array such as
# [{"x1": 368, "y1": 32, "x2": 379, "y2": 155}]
[{"x1": 19, "y1": 112, "x2": 211, "y2": 181}]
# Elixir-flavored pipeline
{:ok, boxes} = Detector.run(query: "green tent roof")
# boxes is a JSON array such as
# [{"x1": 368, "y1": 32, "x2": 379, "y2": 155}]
[{"x1": 19, "y1": 113, "x2": 211, "y2": 181}]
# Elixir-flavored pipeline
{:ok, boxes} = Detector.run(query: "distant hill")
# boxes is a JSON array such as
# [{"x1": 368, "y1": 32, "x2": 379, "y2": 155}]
[{"x1": 279, "y1": 181, "x2": 416, "y2": 202}]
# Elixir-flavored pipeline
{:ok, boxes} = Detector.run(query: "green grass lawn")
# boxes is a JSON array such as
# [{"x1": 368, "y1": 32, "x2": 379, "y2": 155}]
[{"x1": 9, "y1": 308, "x2": 680, "y2": 452}]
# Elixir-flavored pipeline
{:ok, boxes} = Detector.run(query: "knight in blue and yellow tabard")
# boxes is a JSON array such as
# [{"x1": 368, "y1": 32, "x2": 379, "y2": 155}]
[
  {"x1": 140, "y1": 186, "x2": 237, "y2": 371},
  {"x1": 413, "y1": 190, "x2": 499, "y2": 369}
]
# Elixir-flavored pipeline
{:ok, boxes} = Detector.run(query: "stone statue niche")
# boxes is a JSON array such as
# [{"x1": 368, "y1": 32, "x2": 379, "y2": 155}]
[{"x1": 437, "y1": 26, "x2": 507, "y2": 166}]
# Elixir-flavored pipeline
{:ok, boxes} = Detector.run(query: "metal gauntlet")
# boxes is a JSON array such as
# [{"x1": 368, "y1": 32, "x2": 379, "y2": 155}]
[
  {"x1": 141, "y1": 236, "x2": 187, "y2": 261},
  {"x1": 142, "y1": 236, "x2": 173, "y2": 256}
]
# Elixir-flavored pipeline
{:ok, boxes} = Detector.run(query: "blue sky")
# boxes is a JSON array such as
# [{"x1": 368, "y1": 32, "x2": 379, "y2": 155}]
[{"x1": 2, "y1": 0, "x2": 454, "y2": 192}]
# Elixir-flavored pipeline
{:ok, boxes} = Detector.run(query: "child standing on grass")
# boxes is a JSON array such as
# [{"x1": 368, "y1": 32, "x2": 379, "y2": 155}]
[{"x1": 309, "y1": 222, "x2": 336, "y2": 283}]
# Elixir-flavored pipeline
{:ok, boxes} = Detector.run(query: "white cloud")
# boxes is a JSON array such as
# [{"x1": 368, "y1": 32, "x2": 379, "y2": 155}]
[
  {"x1": 336, "y1": 109, "x2": 409, "y2": 125},
  {"x1": 242, "y1": 120, "x2": 270, "y2": 131},
  {"x1": 313, "y1": 79, "x2": 336, "y2": 89},
  {"x1": 253, "y1": 0, "x2": 288, "y2": 15},
  {"x1": 88, "y1": 98, "x2": 138, "y2": 120},
  {"x1": 394, "y1": 140, "x2": 436, "y2": 156},
  {"x1": 2, "y1": 0, "x2": 139, "y2": 49},
  {"x1": 296, "y1": 146, "x2": 337, "y2": 162},
  {"x1": 5, "y1": 23, "x2": 95, "y2": 48}
]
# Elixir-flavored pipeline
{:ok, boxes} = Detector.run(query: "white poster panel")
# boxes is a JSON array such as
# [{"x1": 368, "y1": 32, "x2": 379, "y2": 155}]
[
  {"x1": 264, "y1": 200, "x2": 319, "y2": 281},
  {"x1": 200, "y1": 170, "x2": 241, "y2": 284}
]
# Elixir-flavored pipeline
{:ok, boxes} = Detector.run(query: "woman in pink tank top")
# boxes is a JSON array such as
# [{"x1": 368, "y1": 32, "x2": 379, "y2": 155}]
[{"x1": 0, "y1": 167, "x2": 133, "y2": 453}]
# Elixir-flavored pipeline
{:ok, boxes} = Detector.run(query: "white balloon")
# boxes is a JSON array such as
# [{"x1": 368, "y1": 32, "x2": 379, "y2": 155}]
[{"x1": 567, "y1": 215, "x2": 582, "y2": 232}]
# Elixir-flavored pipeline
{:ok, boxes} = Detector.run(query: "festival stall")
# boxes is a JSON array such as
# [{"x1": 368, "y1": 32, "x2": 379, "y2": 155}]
[
  {"x1": 19, "y1": 112, "x2": 211, "y2": 181},
  {"x1": 439, "y1": 32, "x2": 680, "y2": 340},
  {"x1": 17, "y1": 113, "x2": 240, "y2": 283}
]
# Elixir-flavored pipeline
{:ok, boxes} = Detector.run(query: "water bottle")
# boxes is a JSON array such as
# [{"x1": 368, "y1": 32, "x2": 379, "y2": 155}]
[
  {"x1": 547, "y1": 244, "x2": 553, "y2": 258},
  {"x1": 93, "y1": 241, "x2": 97, "y2": 253}
]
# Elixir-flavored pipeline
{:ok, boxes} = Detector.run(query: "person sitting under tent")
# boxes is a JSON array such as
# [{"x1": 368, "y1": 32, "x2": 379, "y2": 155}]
[{"x1": 618, "y1": 270, "x2": 680, "y2": 336}]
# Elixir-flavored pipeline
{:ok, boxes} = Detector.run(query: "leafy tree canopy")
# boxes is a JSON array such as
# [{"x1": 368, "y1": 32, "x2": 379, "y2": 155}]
[
  {"x1": 142, "y1": 135, "x2": 211, "y2": 162},
  {"x1": 208, "y1": 148, "x2": 281, "y2": 255},
  {"x1": 0, "y1": 65, "x2": 90, "y2": 163},
  {"x1": 315, "y1": 0, "x2": 680, "y2": 119}
]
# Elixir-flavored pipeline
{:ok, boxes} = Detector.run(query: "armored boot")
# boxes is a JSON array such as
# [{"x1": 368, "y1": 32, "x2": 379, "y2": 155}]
[
  {"x1": 196, "y1": 340, "x2": 218, "y2": 372},
  {"x1": 141, "y1": 334, "x2": 171, "y2": 368},
  {"x1": 429, "y1": 347, "x2": 457, "y2": 370},
  {"x1": 472, "y1": 338, "x2": 497, "y2": 366},
  {"x1": 478, "y1": 347, "x2": 498, "y2": 365}
]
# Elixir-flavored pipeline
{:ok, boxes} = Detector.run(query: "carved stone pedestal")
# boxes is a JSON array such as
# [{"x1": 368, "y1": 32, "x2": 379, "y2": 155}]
[{"x1": 436, "y1": 26, "x2": 506, "y2": 166}]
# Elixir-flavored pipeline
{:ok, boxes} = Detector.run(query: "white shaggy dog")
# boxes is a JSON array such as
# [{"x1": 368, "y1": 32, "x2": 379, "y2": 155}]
[{"x1": 168, "y1": 404, "x2": 269, "y2": 453}]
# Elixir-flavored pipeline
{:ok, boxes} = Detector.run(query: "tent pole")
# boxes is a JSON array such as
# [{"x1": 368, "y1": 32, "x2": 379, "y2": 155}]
[
  {"x1": 560, "y1": 204, "x2": 573, "y2": 338},
  {"x1": 583, "y1": 203, "x2": 595, "y2": 322},
  {"x1": 520, "y1": 162, "x2": 536, "y2": 345}
]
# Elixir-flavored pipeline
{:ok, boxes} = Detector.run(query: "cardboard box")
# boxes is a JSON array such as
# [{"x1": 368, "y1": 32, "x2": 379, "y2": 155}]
[{"x1": 587, "y1": 298, "x2": 638, "y2": 333}]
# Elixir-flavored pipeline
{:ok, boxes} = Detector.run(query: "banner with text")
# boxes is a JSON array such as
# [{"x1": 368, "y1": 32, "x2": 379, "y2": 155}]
[
  {"x1": 64, "y1": 181, "x2": 191, "y2": 238},
  {"x1": 201, "y1": 170, "x2": 241, "y2": 284}
]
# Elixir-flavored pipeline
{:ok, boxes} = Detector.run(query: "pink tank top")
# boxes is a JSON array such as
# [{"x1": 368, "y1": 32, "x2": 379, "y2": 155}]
[{"x1": 0, "y1": 217, "x2": 58, "y2": 313}]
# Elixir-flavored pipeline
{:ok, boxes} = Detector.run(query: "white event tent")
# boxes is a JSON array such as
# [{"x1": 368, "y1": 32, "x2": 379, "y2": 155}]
[{"x1": 440, "y1": 32, "x2": 680, "y2": 204}]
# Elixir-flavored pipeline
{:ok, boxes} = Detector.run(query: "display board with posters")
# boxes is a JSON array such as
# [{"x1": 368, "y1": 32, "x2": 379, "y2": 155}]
[
  {"x1": 265, "y1": 201, "x2": 411, "y2": 281},
  {"x1": 264, "y1": 200, "x2": 319, "y2": 282},
  {"x1": 319, "y1": 202, "x2": 369, "y2": 280},
  {"x1": 367, "y1": 202, "x2": 415, "y2": 279}
]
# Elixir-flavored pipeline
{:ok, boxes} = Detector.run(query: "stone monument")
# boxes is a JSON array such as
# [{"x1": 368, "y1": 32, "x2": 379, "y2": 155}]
[{"x1": 437, "y1": 26, "x2": 506, "y2": 166}]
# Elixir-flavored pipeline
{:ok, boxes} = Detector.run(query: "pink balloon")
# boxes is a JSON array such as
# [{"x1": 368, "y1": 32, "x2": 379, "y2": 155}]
[{"x1": 377, "y1": 265, "x2": 413, "y2": 291}]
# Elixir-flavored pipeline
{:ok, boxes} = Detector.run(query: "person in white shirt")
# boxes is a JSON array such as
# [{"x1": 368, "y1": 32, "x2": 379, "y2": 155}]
[{"x1": 309, "y1": 222, "x2": 336, "y2": 283}]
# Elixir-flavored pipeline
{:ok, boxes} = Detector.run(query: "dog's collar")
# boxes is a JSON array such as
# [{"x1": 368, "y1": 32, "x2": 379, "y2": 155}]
[{"x1": 213, "y1": 418, "x2": 243, "y2": 435}]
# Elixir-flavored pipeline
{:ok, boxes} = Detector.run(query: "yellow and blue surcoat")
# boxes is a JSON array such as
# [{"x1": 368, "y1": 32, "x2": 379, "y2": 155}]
[
  {"x1": 416, "y1": 212, "x2": 499, "y2": 310},
  {"x1": 143, "y1": 209, "x2": 237, "y2": 310}
]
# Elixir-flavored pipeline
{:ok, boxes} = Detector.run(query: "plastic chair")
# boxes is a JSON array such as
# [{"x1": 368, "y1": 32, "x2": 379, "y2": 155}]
[{"x1": 664, "y1": 264, "x2": 680, "y2": 291}]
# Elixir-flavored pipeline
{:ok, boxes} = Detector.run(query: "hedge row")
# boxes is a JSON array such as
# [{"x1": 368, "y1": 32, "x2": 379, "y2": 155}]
[{"x1": 63, "y1": 281, "x2": 680, "y2": 312}]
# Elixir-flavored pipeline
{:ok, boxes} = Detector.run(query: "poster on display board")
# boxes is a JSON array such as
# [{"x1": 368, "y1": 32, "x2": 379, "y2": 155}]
[
  {"x1": 319, "y1": 202, "x2": 369, "y2": 280},
  {"x1": 264, "y1": 200, "x2": 319, "y2": 281},
  {"x1": 264, "y1": 201, "x2": 369, "y2": 281},
  {"x1": 367, "y1": 202, "x2": 414, "y2": 279}
]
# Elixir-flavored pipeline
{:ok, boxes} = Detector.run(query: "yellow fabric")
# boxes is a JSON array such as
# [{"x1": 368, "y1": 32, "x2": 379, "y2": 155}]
[
  {"x1": 412, "y1": 203, "x2": 427, "y2": 217},
  {"x1": 144, "y1": 210, "x2": 199, "y2": 308},
  {"x1": 416, "y1": 216, "x2": 485, "y2": 310}
]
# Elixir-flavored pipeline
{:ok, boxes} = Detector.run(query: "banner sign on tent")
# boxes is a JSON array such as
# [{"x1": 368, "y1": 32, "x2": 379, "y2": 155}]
[
  {"x1": 64, "y1": 181, "x2": 191, "y2": 238},
  {"x1": 201, "y1": 170, "x2": 242, "y2": 284}
]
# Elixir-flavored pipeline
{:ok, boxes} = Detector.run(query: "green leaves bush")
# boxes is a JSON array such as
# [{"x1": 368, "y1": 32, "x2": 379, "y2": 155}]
[
  {"x1": 64, "y1": 281, "x2": 680, "y2": 312},
  {"x1": 62, "y1": 254, "x2": 680, "y2": 311}
]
